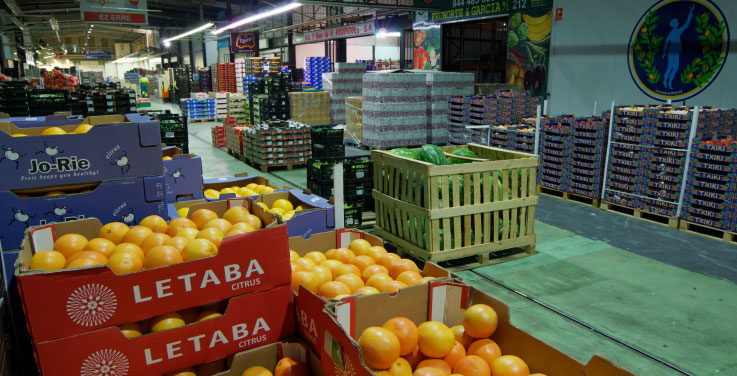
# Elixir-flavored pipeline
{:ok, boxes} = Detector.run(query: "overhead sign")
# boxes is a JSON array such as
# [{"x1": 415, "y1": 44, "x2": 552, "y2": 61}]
[
  {"x1": 114, "y1": 43, "x2": 131, "y2": 59},
  {"x1": 295, "y1": 21, "x2": 376, "y2": 44},
  {"x1": 231, "y1": 32, "x2": 258, "y2": 53},
  {"x1": 413, "y1": 0, "x2": 553, "y2": 24},
  {"x1": 86, "y1": 51, "x2": 112, "y2": 60},
  {"x1": 80, "y1": 0, "x2": 148, "y2": 25}
]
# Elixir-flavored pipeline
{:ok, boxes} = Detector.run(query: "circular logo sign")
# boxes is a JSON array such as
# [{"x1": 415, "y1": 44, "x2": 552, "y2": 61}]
[
  {"x1": 66, "y1": 283, "x2": 118, "y2": 327},
  {"x1": 628, "y1": 0, "x2": 729, "y2": 101}
]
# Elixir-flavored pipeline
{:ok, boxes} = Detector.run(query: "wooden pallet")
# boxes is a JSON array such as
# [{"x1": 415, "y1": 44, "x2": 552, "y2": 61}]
[
  {"x1": 678, "y1": 221, "x2": 737, "y2": 243},
  {"x1": 600, "y1": 201, "x2": 679, "y2": 229},
  {"x1": 188, "y1": 118, "x2": 217, "y2": 123},
  {"x1": 536, "y1": 186, "x2": 601, "y2": 207}
]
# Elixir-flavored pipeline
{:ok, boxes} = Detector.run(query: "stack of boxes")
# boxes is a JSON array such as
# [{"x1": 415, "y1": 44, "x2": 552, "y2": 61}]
[
  {"x1": 198, "y1": 69, "x2": 212, "y2": 93},
  {"x1": 303, "y1": 57, "x2": 331, "y2": 89},
  {"x1": 289, "y1": 91, "x2": 330, "y2": 126},
  {"x1": 243, "y1": 75, "x2": 257, "y2": 99},
  {"x1": 181, "y1": 98, "x2": 216, "y2": 120},
  {"x1": 252, "y1": 74, "x2": 290, "y2": 124},
  {"x1": 362, "y1": 72, "x2": 427, "y2": 148},
  {"x1": 242, "y1": 122, "x2": 312, "y2": 169},
  {"x1": 158, "y1": 112, "x2": 189, "y2": 153},
  {"x1": 211, "y1": 63, "x2": 237, "y2": 93},
  {"x1": 227, "y1": 93, "x2": 249, "y2": 124},
  {"x1": 538, "y1": 118, "x2": 569, "y2": 190},
  {"x1": 209, "y1": 92, "x2": 229, "y2": 119},
  {"x1": 85, "y1": 90, "x2": 136, "y2": 115},
  {"x1": 266, "y1": 57, "x2": 281, "y2": 75},
  {"x1": 0, "y1": 81, "x2": 29, "y2": 116},
  {"x1": 235, "y1": 57, "x2": 247, "y2": 94},
  {"x1": 161, "y1": 145, "x2": 204, "y2": 203},
  {"x1": 416, "y1": 71, "x2": 475, "y2": 144},
  {"x1": 123, "y1": 71, "x2": 140, "y2": 86},
  {"x1": 80, "y1": 71, "x2": 104, "y2": 86},
  {"x1": 246, "y1": 57, "x2": 264, "y2": 76},
  {"x1": 345, "y1": 96, "x2": 363, "y2": 143},
  {"x1": 324, "y1": 63, "x2": 366, "y2": 125},
  {"x1": 212, "y1": 124, "x2": 227, "y2": 147}
]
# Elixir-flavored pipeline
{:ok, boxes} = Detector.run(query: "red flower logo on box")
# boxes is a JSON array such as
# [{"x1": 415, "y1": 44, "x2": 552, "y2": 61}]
[
  {"x1": 414, "y1": 46, "x2": 430, "y2": 69},
  {"x1": 66, "y1": 283, "x2": 118, "y2": 327},
  {"x1": 81, "y1": 349, "x2": 129, "y2": 376}
]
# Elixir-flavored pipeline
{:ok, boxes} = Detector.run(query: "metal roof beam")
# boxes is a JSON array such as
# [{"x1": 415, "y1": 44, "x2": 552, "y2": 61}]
[{"x1": 295, "y1": 0, "x2": 439, "y2": 11}]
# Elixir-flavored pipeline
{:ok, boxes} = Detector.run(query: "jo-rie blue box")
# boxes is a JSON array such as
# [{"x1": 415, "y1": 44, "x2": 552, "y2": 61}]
[
  {"x1": 0, "y1": 175, "x2": 166, "y2": 251},
  {"x1": 162, "y1": 146, "x2": 204, "y2": 203},
  {"x1": 257, "y1": 190, "x2": 335, "y2": 239},
  {"x1": 0, "y1": 114, "x2": 163, "y2": 190}
]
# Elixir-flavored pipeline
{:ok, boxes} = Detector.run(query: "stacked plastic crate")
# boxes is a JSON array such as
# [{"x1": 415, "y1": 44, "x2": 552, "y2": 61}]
[
  {"x1": 0, "y1": 81, "x2": 29, "y2": 116},
  {"x1": 28, "y1": 89, "x2": 69, "y2": 116},
  {"x1": 158, "y1": 112, "x2": 189, "y2": 153},
  {"x1": 227, "y1": 93, "x2": 249, "y2": 124},
  {"x1": 538, "y1": 118, "x2": 569, "y2": 190},
  {"x1": 181, "y1": 98, "x2": 216, "y2": 120},
  {"x1": 324, "y1": 63, "x2": 365, "y2": 125},
  {"x1": 303, "y1": 57, "x2": 331, "y2": 89},
  {"x1": 198, "y1": 69, "x2": 212, "y2": 93},
  {"x1": 567, "y1": 117, "x2": 609, "y2": 199},
  {"x1": 362, "y1": 72, "x2": 426, "y2": 148}
]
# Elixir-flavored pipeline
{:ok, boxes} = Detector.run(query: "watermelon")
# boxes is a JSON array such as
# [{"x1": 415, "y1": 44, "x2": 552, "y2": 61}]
[
  {"x1": 418, "y1": 144, "x2": 448, "y2": 165},
  {"x1": 450, "y1": 148, "x2": 477, "y2": 164},
  {"x1": 390, "y1": 148, "x2": 419, "y2": 159}
]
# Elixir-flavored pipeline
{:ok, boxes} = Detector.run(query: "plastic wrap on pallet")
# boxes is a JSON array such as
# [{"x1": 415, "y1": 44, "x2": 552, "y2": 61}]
[
  {"x1": 289, "y1": 91, "x2": 330, "y2": 126},
  {"x1": 323, "y1": 64, "x2": 366, "y2": 124}
]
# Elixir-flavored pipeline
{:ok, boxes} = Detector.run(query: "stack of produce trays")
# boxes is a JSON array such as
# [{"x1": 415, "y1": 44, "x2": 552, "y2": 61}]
[
  {"x1": 538, "y1": 120, "x2": 570, "y2": 191},
  {"x1": 568, "y1": 117, "x2": 608, "y2": 198},
  {"x1": 681, "y1": 140, "x2": 737, "y2": 230},
  {"x1": 181, "y1": 98, "x2": 216, "y2": 120},
  {"x1": 603, "y1": 106, "x2": 651, "y2": 208},
  {"x1": 507, "y1": 125, "x2": 536, "y2": 153},
  {"x1": 158, "y1": 112, "x2": 189, "y2": 153},
  {"x1": 303, "y1": 56, "x2": 331, "y2": 90},
  {"x1": 489, "y1": 125, "x2": 510, "y2": 149},
  {"x1": 362, "y1": 72, "x2": 425, "y2": 148},
  {"x1": 306, "y1": 155, "x2": 374, "y2": 225},
  {"x1": 28, "y1": 89, "x2": 70, "y2": 116}
]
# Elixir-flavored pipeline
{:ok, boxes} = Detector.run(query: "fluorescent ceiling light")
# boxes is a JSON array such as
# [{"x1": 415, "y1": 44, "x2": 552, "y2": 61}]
[
  {"x1": 212, "y1": 2, "x2": 302, "y2": 35},
  {"x1": 163, "y1": 22, "x2": 214, "y2": 44},
  {"x1": 377, "y1": 31, "x2": 401, "y2": 38}
]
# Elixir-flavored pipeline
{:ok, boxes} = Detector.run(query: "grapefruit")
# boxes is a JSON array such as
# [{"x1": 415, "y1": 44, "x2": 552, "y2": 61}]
[
  {"x1": 150, "y1": 312, "x2": 185, "y2": 333},
  {"x1": 272, "y1": 199, "x2": 294, "y2": 212},
  {"x1": 403, "y1": 346, "x2": 426, "y2": 368},
  {"x1": 334, "y1": 274, "x2": 364, "y2": 293},
  {"x1": 389, "y1": 358, "x2": 413, "y2": 376},
  {"x1": 196, "y1": 227, "x2": 225, "y2": 248},
  {"x1": 303, "y1": 251, "x2": 327, "y2": 265},
  {"x1": 334, "y1": 263, "x2": 361, "y2": 278},
  {"x1": 144, "y1": 245, "x2": 183, "y2": 269},
  {"x1": 222, "y1": 206, "x2": 249, "y2": 223},
  {"x1": 118, "y1": 322, "x2": 143, "y2": 338},
  {"x1": 348, "y1": 238, "x2": 372, "y2": 256},
  {"x1": 489, "y1": 355, "x2": 529, "y2": 376},
  {"x1": 358, "y1": 327, "x2": 401, "y2": 370},
  {"x1": 417, "y1": 359, "x2": 452, "y2": 374},
  {"x1": 352, "y1": 255, "x2": 376, "y2": 272},
  {"x1": 191, "y1": 208, "x2": 218, "y2": 229},
  {"x1": 83, "y1": 238, "x2": 116, "y2": 258},
  {"x1": 389, "y1": 258, "x2": 419, "y2": 279},
  {"x1": 121, "y1": 226, "x2": 154, "y2": 246},
  {"x1": 99, "y1": 224, "x2": 128, "y2": 244},
  {"x1": 318, "y1": 281, "x2": 351, "y2": 299},
  {"x1": 329, "y1": 248, "x2": 355, "y2": 264},
  {"x1": 107, "y1": 252, "x2": 143, "y2": 274},
  {"x1": 365, "y1": 245, "x2": 388, "y2": 261},
  {"x1": 397, "y1": 271, "x2": 424, "y2": 286},
  {"x1": 462, "y1": 304, "x2": 498, "y2": 339},
  {"x1": 378, "y1": 253, "x2": 401, "y2": 269},
  {"x1": 311, "y1": 265, "x2": 333, "y2": 286},
  {"x1": 379, "y1": 280, "x2": 408, "y2": 293},
  {"x1": 291, "y1": 271, "x2": 319, "y2": 293},
  {"x1": 469, "y1": 340, "x2": 502, "y2": 367},
  {"x1": 166, "y1": 218, "x2": 198, "y2": 237},
  {"x1": 294, "y1": 257, "x2": 317, "y2": 271},
  {"x1": 234, "y1": 214, "x2": 262, "y2": 230},
  {"x1": 229, "y1": 222, "x2": 256, "y2": 233},
  {"x1": 53, "y1": 233, "x2": 88, "y2": 259},
  {"x1": 417, "y1": 321, "x2": 455, "y2": 358},
  {"x1": 444, "y1": 341, "x2": 467, "y2": 369},
  {"x1": 242, "y1": 366, "x2": 274, "y2": 376},
  {"x1": 182, "y1": 239, "x2": 218, "y2": 261},
  {"x1": 274, "y1": 357, "x2": 308, "y2": 376},
  {"x1": 196, "y1": 309, "x2": 222, "y2": 322},
  {"x1": 110, "y1": 243, "x2": 144, "y2": 263},
  {"x1": 204, "y1": 218, "x2": 232, "y2": 234},
  {"x1": 362, "y1": 264, "x2": 389, "y2": 281},
  {"x1": 383, "y1": 317, "x2": 419, "y2": 356},
  {"x1": 355, "y1": 286, "x2": 380, "y2": 295},
  {"x1": 140, "y1": 233, "x2": 172, "y2": 254},
  {"x1": 65, "y1": 251, "x2": 107, "y2": 266},
  {"x1": 454, "y1": 355, "x2": 491, "y2": 376},
  {"x1": 41, "y1": 127, "x2": 67, "y2": 135},
  {"x1": 66, "y1": 258, "x2": 102, "y2": 269},
  {"x1": 366, "y1": 273, "x2": 393, "y2": 290},
  {"x1": 164, "y1": 237, "x2": 190, "y2": 253},
  {"x1": 413, "y1": 368, "x2": 448, "y2": 376},
  {"x1": 140, "y1": 215, "x2": 168, "y2": 234},
  {"x1": 176, "y1": 227, "x2": 200, "y2": 240}
]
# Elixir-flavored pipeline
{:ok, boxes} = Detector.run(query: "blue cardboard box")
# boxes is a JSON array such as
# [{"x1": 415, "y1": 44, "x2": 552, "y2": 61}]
[
  {"x1": 202, "y1": 173, "x2": 283, "y2": 201},
  {"x1": 0, "y1": 176, "x2": 166, "y2": 251},
  {"x1": 0, "y1": 114, "x2": 162, "y2": 190},
  {"x1": 1, "y1": 114, "x2": 83, "y2": 128},
  {"x1": 258, "y1": 190, "x2": 334, "y2": 238},
  {"x1": 162, "y1": 147, "x2": 204, "y2": 203}
]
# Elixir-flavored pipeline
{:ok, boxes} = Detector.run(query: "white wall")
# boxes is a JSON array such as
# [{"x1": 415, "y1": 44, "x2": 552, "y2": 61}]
[
  {"x1": 296, "y1": 42, "x2": 325, "y2": 69},
  {"x1": 205, "y1": 40, "x2": 218, "y2": 66},
  {"x1": 548, "y1": 0, "x2": 737, "y2": 117}
]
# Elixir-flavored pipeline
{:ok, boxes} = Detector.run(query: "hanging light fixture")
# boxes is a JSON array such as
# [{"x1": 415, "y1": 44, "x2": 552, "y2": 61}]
[{"x1": 211, "y1": 2, "x2": 302, "y2": 35}]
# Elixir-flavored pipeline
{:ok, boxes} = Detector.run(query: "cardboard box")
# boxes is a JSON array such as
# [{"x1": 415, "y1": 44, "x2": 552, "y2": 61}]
[
  {"x1": 3, "y1": 115, "x2": 83, "y2": 128},
  {"x1": 259, "y1": 190, "x2": 334, "y2": 238},
  {"x1": 202, "y1": 173, "x2": 281, "y2": 201},
  {"x1": 0, "y1": 114, "x2": 163, "y2": 190},
  {"x1": 0, "y1": 175, "x2": 167, "y2": 252},
  {"x1": 14, "y1": 201, "x2": 290, "y2": 344},
  {"x1": 290, "y1": 229, "x2": 449, "y2": 354},
  {"x1": 35, "y1": 285, "x2": 295, "y2": 376},
  {"x1": 320, "y1": 281, "x2": 634, "y2": 376},
  {"x1": 162, "y1": 147, "x2": 205, "y2": 203},
  {"x1": 212, "y1": 340, "x2": 308, "y2": 376}
]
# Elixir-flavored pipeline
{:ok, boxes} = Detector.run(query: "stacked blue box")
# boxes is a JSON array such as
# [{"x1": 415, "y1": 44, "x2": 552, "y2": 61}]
[
  {"x1": 181, "y1": 98, "x2": 216, "y2": 120},
  {"x1": 682, "y1": 140, "x2": 737, "y2": 230},
  {"x1": 243, "y1": 75, "x2": 257, "y2": 99},
  {"x1": 538, "y1": 124, "x2": 571, "y2": 191},
  {"x1": 603, "y1": 106, "x2": 651, "y2": 208},
  {"x1": 304, "y1": 57, "x2": 332, "y2": 90},
  {"x1": 567, "y1": 119, "x2": 608, "y2": 198}
]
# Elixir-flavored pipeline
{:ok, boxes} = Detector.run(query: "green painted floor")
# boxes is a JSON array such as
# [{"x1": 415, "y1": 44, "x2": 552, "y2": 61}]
[{"x1": 151, "y1": 97, "x2": 737, "y2": 376}]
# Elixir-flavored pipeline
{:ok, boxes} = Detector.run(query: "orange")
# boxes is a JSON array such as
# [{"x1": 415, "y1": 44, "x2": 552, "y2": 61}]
[
  {"x1": 529, "y1": 374, "x2": 547, "y2": 376},
  {"x1": 462, "y1": 304, "x2": 498, "y2": 339},
  {"x1": 53, "y1": 233, "x2": 89, "y2": 259},
  {"x1": 191, "y1": 208, "x2": 219, "y2": 229},
  {"x1": 291, "y1": 262, "x2": 303, "y2": 273},
  {"x1": 204, "y1": 218, "x2": 233, "y2": 234},
  {"x1": 379, "y1": 280, "x2": 408, "y2": 293},
  {"x1": 150, "y1": 312, "x2": 186, "y2": 333},
  {"x1": 413, "y1": 368, "x2": 448, "y2": 376},
  {"x1": 290, "y1": 250, "x2": 300, "y2": 261},
  {"x1": 222, "y1": 206, "x2": 249, "y2": 223},
  {"x1": 182, "y1": 238, "x2": 218, "y2": 261},
  {"x1": 454, "y1": 355, "x2": 491, "y2": 376},
  {"x1": 233, "y1": 214, "x2": 262, "y2": 230},
  {"x1": 348, "y1": 238, "x2": 372, "y2": 256},
  {"x1": 420, "y1": 276, "x2": 437, "y2": 284},
  {"x1": 467, "y1": 339, "x2": 495, "y2": 355},
  {"x1": 490, "y1": 355, "x2": 529, "y2": 376},
  {"x1": 178, "y1": 307, "x2": 200, "y2": 324},
  {"x1": 242, "y1": 366, "x2": 274, "y2": 376},
  {"x1": 355, "y1": 286, "x2": 380, "y2": 295},
  {"x1": 352, "y1": 255, "x2": 376, "y2": 272},
  {"x1": 418, "y1": 359, "x2": 452, "y2": 374},
  {"x1": 166, "y1": 368, "x2": 196, "y2": 376},
  {"x1": 140, "y1": 233, "x2": 172, "y2": 254},
  {"x1": 272, "y1": 198, "x2": 294, "y2": 212},
  {"x1": 196, "y1": 309, "x2": 222, "y2": 322},
  {"x1": 66, "y1": 258, "x2": 102, "y2": 269},
  {"x1": 444, "y1": 341, "x2": 467, "y2": 369},
  {"x1": 274, "y1": 357, "x2": 308, "y2": 376},
  {"x1": 166, "y1": 218, "x2": 198, "y2": 237},
  {"x1": 334, "y1": 274, "x2": 364, "y2": 293},
  {"x1": 417, "y1": 321, "x2": 455, "y2": 358},
  {"x1": 383, "y1": 317, "x2": 418, "y2": 356},
  {"x1": 121, "y1": 226, "x2": 154, "y2": 246},
  {"x1": 107, "y1": 252, "x2": 143, "y2": 274},
  {"x1": 403, "y1": 346, "x2": 426, "y2": 369},
  {"x1": 334, "y1": 263, "x2": 361, "y2": 278},
  {"x1": 397, "y1": 271, "x2": 424, "y2": 286},
  {"x1": 196, "y1": 227, "x2": 225, "y2": 248},
  {"x1": 73, "y1": 124, "x2": 93, "y2": 133},
  {"x1": 362, "y1": 264, "x2": 389, "y2": 282},
  {"x1": 451, "y1": 325, "x2": 475, "y2": 350},
  {"x1": 329, "y1": 248, "x2": 355, "y2": 264},
  {"x1": 303, "y1": 251, "x2": 327, "y2": 265},
  {"x1": 229, "y1": 222, "x2": 256, "y2": 233},
  {"x1": 311, "y1": 265, "x2": 333, "y2": 286},
  {"x1": 164, "y1": 237, "x2": 191, "y2": 253},
  {"x1": 294, "y1": 257, "x2": 317, "y2": 271},
  {"x1": 176, "y1": 227, "x2": 200, "y2": 240},
  {"x1": 389, "y1": 357, "x2": 413, "y2": 376},
  {"x1": 119, "y1": 322, "x2": 143, "y2": 338},
  {"x1": 140, "y1": 215, "x2": 168, "y2": 234},
  {"x1": 83, "y1": 238, "x2": 116, "y2": 258},
  {"x1": 45, "y1": 190, "x2": 65, "y2": 196},
  {"x1": 318, "y1": 281, "x2": 351, "y2": 299},
  {"x1": 470, "y1": 340, "x2": 502, "y2": 367},
  {"x1": 110, "y1": 243, "x2": 145, "y2": 262},
  {"x1": 378, "y1": 252, "x2": 401, "y2": 269},
  {"x1": 291, "y1": 271, "x2": 319, "y2": 294},
  {"x1": 366, "y1": 273, "x2": 393, "y2": 290},
  {"x1": 366, "y1": 245, "x2": 388, "y2": 261},
  {"x1": 196, "y1": 358, "x2": 226, "y2": 376},
  {"x1": 65, "y1": 251, "x2": 107, "y2": 266},
  {"x1": 42, "y1": 126, "x2": 67, "y2": 135},
  {"x1": 225, "y1": 228, "x2": 246, "y2": 238},
  {"x1": 358, "y1": 327, "x2": 401, "y2": 370},
  {"x1": 389, "y1": 259, "x2": 419, "y2": 279},
  {"x1": 144, "y1": 245, "x2": 183, "y2": 269},
  {"x1": 320, "y1": 260, "x2": 343, "y2": 276},
  {"x1": 324, "y1": 249, "x2": 336, "y2": 259}
]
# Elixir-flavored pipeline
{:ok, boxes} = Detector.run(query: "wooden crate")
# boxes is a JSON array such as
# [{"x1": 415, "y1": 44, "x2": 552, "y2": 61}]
[{"x1": 372, "y1": 144, "x2": 539, "y2": 264}]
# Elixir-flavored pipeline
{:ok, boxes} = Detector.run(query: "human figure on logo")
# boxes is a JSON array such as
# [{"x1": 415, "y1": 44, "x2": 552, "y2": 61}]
[{"x1": 662, "y1": 4, "x2": 694, "y2": 90}]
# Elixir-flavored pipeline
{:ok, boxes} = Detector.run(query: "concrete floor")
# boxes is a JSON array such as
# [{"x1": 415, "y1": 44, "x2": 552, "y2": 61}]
[{"x1": 152, "y1": 97, "x2": 737, "y2": 376}]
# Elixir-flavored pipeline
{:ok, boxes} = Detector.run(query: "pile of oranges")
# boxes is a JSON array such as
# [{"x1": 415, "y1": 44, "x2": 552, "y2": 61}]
[
  {"x1": 165, "y1": 354, "x2": 308, "y2": 376},
  {"x1": 118, "y1": 299, "x2": 228, "y2": 340},
  {"x1": 11, "y1": 124, "x2": 93, "y2": 138},
  {"x1": 358, "y1": 304, "x2": 546, "y2": 376},
  {"x1": 28, "y1": 207, "x2": 264, "y2": 274},
  {"x1": 204, "y1": 183, "x2": 276, "y2": 199},
  {"x1": 291, "y1": 239, "x2": 436, "y2": 299}
]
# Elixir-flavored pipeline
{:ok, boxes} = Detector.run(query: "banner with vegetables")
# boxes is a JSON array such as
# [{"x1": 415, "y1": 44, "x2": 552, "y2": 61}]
[
  {"x1": 413, "y1": 27, "x2": 441, "y2": 70},
  {"x1": 507, "y1": 8, "x2": 552, "y2": 96}
]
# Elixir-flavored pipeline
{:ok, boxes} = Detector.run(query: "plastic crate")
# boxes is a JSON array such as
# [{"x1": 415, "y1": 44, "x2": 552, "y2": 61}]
[
  {"x1": 343, "y1": 204, "x2": 363, "y2": 226},
  {"x1": 307, "y1": 156, "x2": 372, "y2": 182},
  {"x1": 307, "y1": 179, "x2": 373, "y2": 201}
]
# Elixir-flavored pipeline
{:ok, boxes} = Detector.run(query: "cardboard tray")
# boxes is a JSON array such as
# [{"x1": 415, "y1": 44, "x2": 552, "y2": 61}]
[
  {"x1": 162, "y1": 147, "x2": 205, "y2": 203},
  {"x1": 213, "y1": 340, "x2": 309, "y2": 376},
  {"x1": 258, "y1": 190, "x2": 335, "y2": 238}
]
